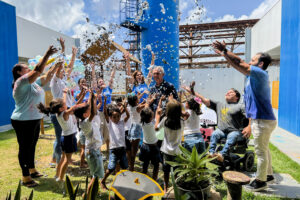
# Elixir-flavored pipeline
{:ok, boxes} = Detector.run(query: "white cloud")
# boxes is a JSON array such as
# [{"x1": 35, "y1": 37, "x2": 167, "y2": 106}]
[
  {"x1": 249, "y1": 0, "x2": 279, "y2": 18},
  {"x1": 215, "y1": 0, "x2": 279, "y2": 22},
  {"x1": 3, "y1": 0, "x2": 87, "y2": 33}
]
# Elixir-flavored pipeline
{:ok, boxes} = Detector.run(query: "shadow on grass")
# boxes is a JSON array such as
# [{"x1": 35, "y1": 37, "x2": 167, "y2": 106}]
[
  {"x1": 0, "y1": 130, "x2": 16, "y2": 141},
  {"x1": 35, "y1": 177, "x2": 87, "y2": 194}
]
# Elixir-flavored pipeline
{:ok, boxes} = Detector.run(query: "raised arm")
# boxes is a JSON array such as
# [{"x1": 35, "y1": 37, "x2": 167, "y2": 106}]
[
  {"x1": 123, "y1": 102, "x2": 130, "y2": 123},
  {"x1": 28, "y1": 46, "x2": 57, "y2": 84},
  {"x1": 124, "y1": 52, "x2": 134, "y2": 85},
  {"x1": 39, "y1": 61, "x2": 63, "y2": 86},
  {"x1": 108, "y1": 65, "x2": 116, "y2": 89},
  {"x1": 76, "y1": 88, "x2": 87, "y2": 105},
  {"x1": 62, "y1": 88, "x2": 75, "y2": 121},
  {"x1": 89, "y1": 92, "x2": 97, "y2": 122},
  {"x1": 66, "y1": 46, "x2": 78, "y2": 79},
  {"x1": 145, "y1": 52, "x2": 155, "y2": 86},
  {"x1": 181, "y1": 85, "x2": 211, "y2": 107},
  {"x1": 59, "y1": 37, "x2": 65, "y2": 54},
  {"x1": 154, "y1": 107, "x2": 163, "y2": 131},
  {"x1": 212, "y1": 41, "x2": 250, "y2": 76},
  {"x1": 90, "y1": 62, "x2": 97, "y2": 91}
]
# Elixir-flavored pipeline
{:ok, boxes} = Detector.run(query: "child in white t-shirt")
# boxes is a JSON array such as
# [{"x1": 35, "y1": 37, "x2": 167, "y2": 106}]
[
  {"x1": 182, "y1": 97, "x2": 205, "y2": 154},
  {"x1": 100, "y1": 97, "x2": 130, "y2": 190},
  {"x1": 139, "y1": 95, "x2": 160, "y2": 180},
  {"x1": 38, "y1": 88, "x2": 84, "y2": 182},
  {"x1": 74, "y1": 92, "x2": 104, "y2": 197},
  {"x1": 127, "y1": 93, "x2": 147, "y2": 171},
  {"x1": 155, "y1": 96, "x2": 184, "y2": 193}
]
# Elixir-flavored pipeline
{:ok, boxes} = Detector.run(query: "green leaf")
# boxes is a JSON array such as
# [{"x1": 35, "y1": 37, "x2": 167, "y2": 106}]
[
  {"x1": 190, "y1": 146, "x2": 198, "y2": 165},
  {"x1": 166, "y1": 161, "x2": 186, "y2": 167},
  {"x1": 74, "y1": 184, "x2": 80, "y2": 197},
  {"x1": 179, "y1": 145, "x2": 191, "y2": 158},
  {"x1": 91, "y1": 177, "x2": 99, "y2": 200},
  {"x1": 196, "y1": 156, "x2": 217, "y2": 168},
  {"x1": 181, "y1": 193, "x2": 190, "y2": 200},
  {"x1": 176, "y1": 169, "x2": 191, "y2": 177},
  {"x1": 88, "y1": 177, "x2": 99, "y2": 200},
  {"x1": 6, "y1": 191, "x2": 11, "y2": 200},
  {"x1": 85, "y1": 176, "x2": 89, "y2": 192},
  {"x1": 28, "y1": 190, "x2": 34, "y2": 200},
  {"x1": 14, "y1": 181, "x2": 21, "y2": 200},
  {"x1": 65, "y1": 175, "x2": 75, "y2": 200},
  {"x1": 170, "y1": 168, "x2": 181, "y2": 200}
]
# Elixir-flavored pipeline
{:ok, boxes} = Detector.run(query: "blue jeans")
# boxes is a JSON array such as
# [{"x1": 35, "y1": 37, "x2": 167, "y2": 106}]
[
  {"x1": 183, "y1": 133, "x2": 206, "y2": 154},
  {"x1": 86, "y1": 149, "x2": 104, "y2": 178},
  {"x1": 108, "y1": 147, "x2": 128, "y2": 172},
  {"x1": 50, "y1": 114, "x2": 62, "y2": 163},
  {"x1": 209, "y1": 129, "x2": 243, "y2": 156}
]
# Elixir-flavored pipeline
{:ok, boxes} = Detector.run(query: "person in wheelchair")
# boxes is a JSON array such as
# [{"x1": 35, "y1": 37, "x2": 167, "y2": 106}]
[
  {"x1": 182, "y1": 85, "x2": 251, "y2": 162},
  {"x1": 207, "y1": 89, "x2": 251, "y2": 162}
]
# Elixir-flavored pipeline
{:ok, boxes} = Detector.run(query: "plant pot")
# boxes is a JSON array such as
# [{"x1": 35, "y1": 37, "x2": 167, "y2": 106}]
[{"x1": 176, "y1": 177, "x2": 211, "y2": 200}]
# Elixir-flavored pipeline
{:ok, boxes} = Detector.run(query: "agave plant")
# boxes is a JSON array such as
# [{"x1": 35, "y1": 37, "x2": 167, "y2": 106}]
[
  {"x1": 5, "y1": 181, "x2": 33, "y2": 200},
  {"x1": 65, "y1": 175, "x2": 80, "y2": 200},
  {"x1": 167, "y1": 145, "x2": 218, "y2": 189},
  {"x1": 65, "y1": 175, "x2": 99, "y2": 200},
  {"x1": 171, "y1": 168, "x2": 190, "y2": 200}
]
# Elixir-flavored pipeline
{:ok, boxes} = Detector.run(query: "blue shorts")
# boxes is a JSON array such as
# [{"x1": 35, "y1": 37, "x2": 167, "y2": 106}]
[
  {"x1": 128, "y1": 123, "x2": 142, "y2": 141},
  {"x1": 139, "y1": 143, "x2": 161, "y2": 165},
  {"x1": 79, "y1": 131, "x2": 86, "y2": 146},
  {"x1": 86, "y1": 149, "x2": 104, "y2": 178},
  {"x1": 108, "y1": 147, "x2": 128, "y2": 172},
  {"x1": 61, "y1": 133, "x2": 77, "y2": 153},
  {"x1": 183, "y1": 133, "x2": 206, "y2": 154}
]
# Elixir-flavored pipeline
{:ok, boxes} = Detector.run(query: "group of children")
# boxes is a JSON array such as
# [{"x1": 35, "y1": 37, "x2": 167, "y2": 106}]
[
  {"x1": 33, "y1": 38, "x2": 206, "y2": 196},
  {"x1": 38, "y1": 81, "x2": 204, "y2": 195}
]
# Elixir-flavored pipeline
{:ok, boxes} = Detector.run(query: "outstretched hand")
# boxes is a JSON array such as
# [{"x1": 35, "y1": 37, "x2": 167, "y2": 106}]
[
  {"x1": 59, "y1": 37, "x2": 65, "y2": 52},
  {"x1": 190, "y1": 81, "x2": 196, "y2": 95},
  {"x1": 212, "y1": 40, "x2": 226, "y2": 54},
  {"x1": 72, "y1": 46, "x2": 78, "y2": 55},
  {"x1": 46, "y1": 45, "x2": 58, "y2": 57}
]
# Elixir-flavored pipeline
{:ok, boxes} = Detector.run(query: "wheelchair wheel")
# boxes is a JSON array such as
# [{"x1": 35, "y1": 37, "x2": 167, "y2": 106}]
[{"x1": 243, "y1": 152, "x2": 254, "y2": 172}]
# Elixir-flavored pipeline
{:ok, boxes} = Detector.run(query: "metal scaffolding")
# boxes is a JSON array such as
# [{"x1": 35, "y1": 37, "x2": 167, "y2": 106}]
[
  {"x1": 179, "y1": 19, "x2": 259, "y2": 68},
  {"x1": 120, "y1": 0, "x2": 141, "y2": 70}
]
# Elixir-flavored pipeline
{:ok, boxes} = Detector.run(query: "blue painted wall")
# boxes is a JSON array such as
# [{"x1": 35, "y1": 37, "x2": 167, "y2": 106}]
[
  {"x1": 0, "y1": 2, "x2": 18, "y2": 126},
  {"x1": 140, "y1": 0, "x2": 180, "y2": 89},
  {"x1": 279, "y1": 0, "x2": 300, "y2": 137}
]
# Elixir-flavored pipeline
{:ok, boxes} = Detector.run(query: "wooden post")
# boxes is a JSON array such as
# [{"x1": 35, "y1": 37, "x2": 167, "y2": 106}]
[
  {"x1": 40, "y1": 118, "x2": 45, "y2": 135},
  {"x1": 222, "y1": 171, "x2": 250, "y2": 200}
]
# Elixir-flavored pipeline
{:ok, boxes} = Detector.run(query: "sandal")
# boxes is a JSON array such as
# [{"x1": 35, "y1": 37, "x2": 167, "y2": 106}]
[
  {"x1": 30, "y1": 172, "x2": 43, "y2": 178},
  {"x1": 21, "y1": 180, "x2": 39, "y2": 188}
]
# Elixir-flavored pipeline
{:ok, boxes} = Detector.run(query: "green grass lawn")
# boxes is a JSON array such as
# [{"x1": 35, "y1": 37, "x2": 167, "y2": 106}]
[{"x1": 0, "y1": 126, "x2": 300, "y2": 200}]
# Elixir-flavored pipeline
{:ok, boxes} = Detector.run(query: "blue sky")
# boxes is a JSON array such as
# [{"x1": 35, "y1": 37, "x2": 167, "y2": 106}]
[
  {"x1": 202, "y1": 0, "x2": 264, "y2": 18},
  {"x1": 3, "y1": 0, "x2": 279, "y2": 48}
]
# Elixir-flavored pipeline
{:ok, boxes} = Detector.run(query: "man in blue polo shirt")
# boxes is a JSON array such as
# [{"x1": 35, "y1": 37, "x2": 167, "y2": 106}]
[{"x1": 212, "y1": 41, "x2": 277, "y2": 192}]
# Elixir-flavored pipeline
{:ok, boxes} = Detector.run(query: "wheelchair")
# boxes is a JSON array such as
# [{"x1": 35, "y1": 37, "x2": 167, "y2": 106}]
[{"x1": 200, "y1": 121, "x2": 255, "y2": 172}]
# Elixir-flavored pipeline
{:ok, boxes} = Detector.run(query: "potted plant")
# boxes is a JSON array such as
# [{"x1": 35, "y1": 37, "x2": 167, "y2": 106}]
[{"x1": 167, "y1": 145, "x2": 218, "y2": 200}]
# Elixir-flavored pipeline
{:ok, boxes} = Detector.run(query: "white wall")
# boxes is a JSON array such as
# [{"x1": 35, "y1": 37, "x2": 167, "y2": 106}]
[
  {"x1": 16, "y1": 17, "x2": 78, "y2": 59},
  {"x1": 251, "y1": 0, "x2": 281, "y2": 59},
  {"x1": 180, "y1": 68, "x2": 246, "y2": 103}
]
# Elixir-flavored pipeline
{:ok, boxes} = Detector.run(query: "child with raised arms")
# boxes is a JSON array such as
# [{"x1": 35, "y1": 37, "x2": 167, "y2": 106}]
[
  {"x1": 155, "y1": 95, "x2": 184, "y2": 193},
  {"x1": 100, "y1": 97, "x2": 130, "y2": 190},
  {"x1": 38, "y1": 88, "x2": 85, "y2": 181},
  {"x1": 73, "y1": 92, "x2": 104, "y2": 197}
]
